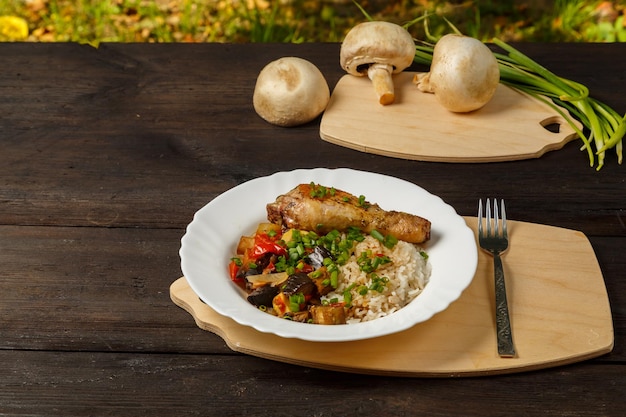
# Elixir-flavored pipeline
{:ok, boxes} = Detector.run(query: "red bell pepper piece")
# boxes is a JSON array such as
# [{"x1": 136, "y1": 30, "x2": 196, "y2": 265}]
[{"x1": 249, "y1": 233, "x2": 286, "y2": 259}]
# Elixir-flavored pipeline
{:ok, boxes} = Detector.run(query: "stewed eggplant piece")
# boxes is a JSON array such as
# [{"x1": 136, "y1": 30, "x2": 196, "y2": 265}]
[
  {"x1": 247, "y1": 285, "x2": 279, "y2": 308},
  {"x1": 281, "y1": 272, "x2": 316, "y2": 296},
  {"x1": 306, "y1": 245, "x2": 333, "y2": 269}
]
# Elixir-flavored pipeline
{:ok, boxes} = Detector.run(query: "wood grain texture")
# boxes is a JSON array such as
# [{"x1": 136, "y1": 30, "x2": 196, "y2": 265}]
[
  {"x1": 321, "y1": 73, "x2": 580, "y2": 162},
  {"x1": 1, "y1": 350, "x2": 624, "y2": 417},
  {"x1": 0, "y1": 225, "x2": 232, "y2": 353},
  {"x1": 0, "y1": 42, "x2": 625, "y2": 416},
  {"x1": 0, "y1": 44, "x2": 624, "y2": 235}
]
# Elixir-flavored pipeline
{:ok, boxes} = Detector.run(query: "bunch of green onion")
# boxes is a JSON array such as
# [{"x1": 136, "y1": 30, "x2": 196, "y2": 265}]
[{"x1": 412, "y1": 36, "x2": 624, "y2": 170}]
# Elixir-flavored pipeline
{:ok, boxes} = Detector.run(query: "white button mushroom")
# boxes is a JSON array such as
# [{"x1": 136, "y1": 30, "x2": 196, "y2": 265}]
[
  {"x1": 253, "y1": 57, "x2": 330, "y2": 127},
  {"x1": 413, "y1": 34, "x2": 500, "y2": 113},
  {"x1": 340, "y1": 21, "x2": 415, "y2": 105}
]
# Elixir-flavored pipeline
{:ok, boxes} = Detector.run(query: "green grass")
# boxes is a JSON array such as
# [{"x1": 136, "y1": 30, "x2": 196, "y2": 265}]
[{"x1": 0, "y1": 1, "x2": 624, "y2": 44}]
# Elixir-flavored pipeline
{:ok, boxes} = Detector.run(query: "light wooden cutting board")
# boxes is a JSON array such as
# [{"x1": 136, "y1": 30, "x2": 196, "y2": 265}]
[
  {"x1": 170, "y1": 217, "x2": 613, "y2": 377},
  {"x1": 319, "y1": 72, "x2": 582, "y2": 162}
]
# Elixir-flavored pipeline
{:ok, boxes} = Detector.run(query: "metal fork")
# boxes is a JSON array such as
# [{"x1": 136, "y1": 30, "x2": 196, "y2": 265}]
[{"x1": 478, "y1": 199, "x2": 516, "y2": 358}]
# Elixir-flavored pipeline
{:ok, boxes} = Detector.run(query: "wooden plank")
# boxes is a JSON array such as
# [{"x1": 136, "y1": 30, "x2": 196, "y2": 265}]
[
  {"x1": 0, "y1": 225, "x2": 230, "y2": 353},
  {"x1": 1, "y1": 350, "x2": 624, "y2": 416},
  {"x1": 0, "y1": 44, "x2": 624, "y2": 234}
]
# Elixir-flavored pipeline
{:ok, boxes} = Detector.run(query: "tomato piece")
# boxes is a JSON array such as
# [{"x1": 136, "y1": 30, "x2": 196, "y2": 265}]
[
  {"x1": 228, "y1": 259, "x2": 246, "y2": 287},
  {"x1": 228, "y1": 260, "x2": 239, "y2": 280},
  {"x1": 250, "y1": 233, "x2": 286, "y2": 259}
]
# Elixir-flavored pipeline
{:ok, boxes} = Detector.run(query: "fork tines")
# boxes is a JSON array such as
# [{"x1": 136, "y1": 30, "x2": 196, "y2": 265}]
[{"x1": 478, "y1": 198, "x2": 507, "y2": 237}]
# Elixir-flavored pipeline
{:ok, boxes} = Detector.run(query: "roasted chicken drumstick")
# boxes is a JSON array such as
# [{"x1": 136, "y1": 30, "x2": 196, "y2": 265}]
[{"x1": 266, "y1": 183, "x2": 431, "y2": 244}]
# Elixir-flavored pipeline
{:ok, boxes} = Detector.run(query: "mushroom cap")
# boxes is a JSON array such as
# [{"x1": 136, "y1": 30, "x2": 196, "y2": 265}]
[
  {"x1": 340, "y1": 21, "x2": 415, "y2": 76},
  {"x1": 427, "y1": 34, "x2": 500, "y2": 112},
  {"x1": 253, "y1": 57, "x2": 330, "y2": 127}
]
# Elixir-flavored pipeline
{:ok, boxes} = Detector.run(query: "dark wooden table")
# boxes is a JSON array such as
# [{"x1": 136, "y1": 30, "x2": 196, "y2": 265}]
[{"x1": 1, "y1": 42, "x2": 624, "y2": 416}]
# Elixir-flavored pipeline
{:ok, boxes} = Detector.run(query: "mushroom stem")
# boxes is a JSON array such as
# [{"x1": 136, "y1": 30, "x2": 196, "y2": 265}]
[
  {"x1": 413, "y1": 73, "x2": 434, "y2": 94},
  {"x1": 367, "y1": 63, "x2": 395, "y2": 105}
]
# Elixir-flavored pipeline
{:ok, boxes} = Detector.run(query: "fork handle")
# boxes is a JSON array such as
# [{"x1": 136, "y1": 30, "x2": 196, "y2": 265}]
[{"x1": 493, "y1": 254, "x2": 516, "y2": 357}]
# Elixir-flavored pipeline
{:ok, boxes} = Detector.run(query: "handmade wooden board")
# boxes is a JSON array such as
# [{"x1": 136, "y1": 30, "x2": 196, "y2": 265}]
[
  {"x1": 171, "y1": 218, "x2": 613, "y2": 377},
  {"x1": 319, "y1": 72, "x2": 582, "y2": 162}
]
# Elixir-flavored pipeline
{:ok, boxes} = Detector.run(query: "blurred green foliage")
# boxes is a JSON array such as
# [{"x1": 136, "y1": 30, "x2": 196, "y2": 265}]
[{"x1": 0, "y1": 0, "x2": 624, "y2": 44}]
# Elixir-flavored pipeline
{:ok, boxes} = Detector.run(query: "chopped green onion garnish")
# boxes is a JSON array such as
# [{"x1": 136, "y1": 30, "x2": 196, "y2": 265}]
[
  {"x1": 370, "y1": 229, "x2": 385, "y2": 242},
  {"x1": 357, "y1": 195, "x2": 369, "y2": 208},
  {"x1": 309, "y1": 269, "x2": 322, "y2": 279},
  {"x1": 383, "y1": 234, "x2": 398, "y2": 249},
  {"x1": 330, "y1": 270, "x2": 338, "y2": 288},
  {"x1": 343, "y1": 290, "x2": 352, "y2": 307}
]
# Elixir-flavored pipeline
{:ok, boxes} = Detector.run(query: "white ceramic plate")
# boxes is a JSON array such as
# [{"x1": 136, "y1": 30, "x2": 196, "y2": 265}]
[{"x1": 180, "y1": 168, "x2": 477, "y2": 342}]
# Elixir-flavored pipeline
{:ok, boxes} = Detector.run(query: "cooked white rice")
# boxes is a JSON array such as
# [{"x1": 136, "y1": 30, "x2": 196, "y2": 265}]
[{"x1": 322, "y1": 236, "x2": 431, "y2": 323}]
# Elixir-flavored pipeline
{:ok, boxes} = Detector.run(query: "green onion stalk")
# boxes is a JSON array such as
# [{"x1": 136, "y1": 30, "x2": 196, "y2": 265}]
[{"x1": 413, "y1": 35, "x2": 624, "y2": 170}]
